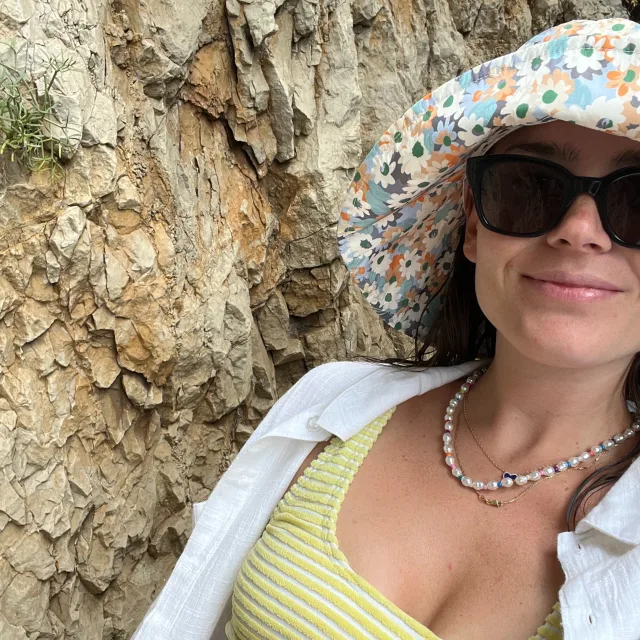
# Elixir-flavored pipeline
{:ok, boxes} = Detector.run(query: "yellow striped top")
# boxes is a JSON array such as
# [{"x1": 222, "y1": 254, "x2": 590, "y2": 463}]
[{"x1": 227, "y1": 407, "x2": 563, "y2": 640}]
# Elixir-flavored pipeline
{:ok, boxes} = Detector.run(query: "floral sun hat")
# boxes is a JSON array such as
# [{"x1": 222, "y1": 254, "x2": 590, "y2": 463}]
[{"x1": 337, "y1": 18, "x2": 640, "y2": 339}]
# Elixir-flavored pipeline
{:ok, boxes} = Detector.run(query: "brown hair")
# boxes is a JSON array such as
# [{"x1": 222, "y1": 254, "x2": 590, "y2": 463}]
[{"x1": 353, "y1": 224, "x2": 640, "y2": 530}]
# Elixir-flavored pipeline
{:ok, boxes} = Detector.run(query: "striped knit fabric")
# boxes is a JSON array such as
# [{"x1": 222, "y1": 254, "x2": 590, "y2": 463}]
[{"x1": 227, "y1": 407, "x2": 563, "y2": 640}]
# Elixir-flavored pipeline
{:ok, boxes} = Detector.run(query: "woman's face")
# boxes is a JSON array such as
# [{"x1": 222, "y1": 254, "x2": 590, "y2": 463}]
[{"x1": 463, "y1": 120, "x2": 640, "y2": 369}]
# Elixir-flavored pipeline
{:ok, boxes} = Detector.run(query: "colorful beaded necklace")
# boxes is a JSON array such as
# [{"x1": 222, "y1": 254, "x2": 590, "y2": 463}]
[{"x1": 443, "y1": 366, "x2": 640, "y2": 497}]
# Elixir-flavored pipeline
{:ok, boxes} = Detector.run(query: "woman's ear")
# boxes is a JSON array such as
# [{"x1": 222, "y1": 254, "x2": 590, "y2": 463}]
[{"x1": 462, "y1": 179, "x2": 479, "y2": 265}]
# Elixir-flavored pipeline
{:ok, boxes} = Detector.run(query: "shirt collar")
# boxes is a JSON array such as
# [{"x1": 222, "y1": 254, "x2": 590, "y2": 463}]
[
  {"x1": 575, "y1": 451, "x2": 640, "y2": 546},
  {"x1": 316, "y1": 358, "x2": 492, "y2": 441},
  {"x1": 260, "y1": 359, "x2": 490, "y2": 445}
]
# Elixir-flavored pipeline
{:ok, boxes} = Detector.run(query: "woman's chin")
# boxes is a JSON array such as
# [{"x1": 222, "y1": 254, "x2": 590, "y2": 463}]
[{"x1": 502, "y1": 317, "x2": 621, "y2": 368}]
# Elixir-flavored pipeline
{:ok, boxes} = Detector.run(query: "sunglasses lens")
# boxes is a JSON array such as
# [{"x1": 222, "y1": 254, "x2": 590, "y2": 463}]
[
  {"x1": 606, "y1": 175, "x2": 640, "y2": 245},
  {"x1": 479, "y1": 160, "x2": 567, "y2": 234}
]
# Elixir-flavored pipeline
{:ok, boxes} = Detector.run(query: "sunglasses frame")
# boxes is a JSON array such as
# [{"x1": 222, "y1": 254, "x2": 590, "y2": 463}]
[{"x1": 465, "y1": 153, "x2": 640, "y2": 250}]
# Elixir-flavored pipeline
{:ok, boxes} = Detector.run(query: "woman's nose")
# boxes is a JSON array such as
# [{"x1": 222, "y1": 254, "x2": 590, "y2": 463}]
[{"x1": 544, "y1": 193, "x2": 613, "y2": 252}]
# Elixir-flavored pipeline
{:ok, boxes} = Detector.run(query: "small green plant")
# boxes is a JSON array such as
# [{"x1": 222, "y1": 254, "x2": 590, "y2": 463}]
[{"x1": 0, "y1": 40, "x2": 78, "y2": 178}]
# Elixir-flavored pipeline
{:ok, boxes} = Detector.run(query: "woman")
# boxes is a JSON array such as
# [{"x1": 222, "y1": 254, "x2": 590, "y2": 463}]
[{"x1": 134, "y1": 17, "x2": 640, "y2": 640}]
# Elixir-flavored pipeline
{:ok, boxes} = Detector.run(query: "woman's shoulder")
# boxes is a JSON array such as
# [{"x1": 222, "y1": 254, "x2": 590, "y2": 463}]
[
  {"x1": 282, "y1": 376, "x2": 461, "y2": 496},
  {"x1": 275, "y1": 360, "x2": 481, "y2": 494}
]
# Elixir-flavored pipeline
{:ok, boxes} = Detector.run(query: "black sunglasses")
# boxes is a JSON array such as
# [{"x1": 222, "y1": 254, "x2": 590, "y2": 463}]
[{"x1": 465, "y1": 154, "x2": 640, "y2": 249}]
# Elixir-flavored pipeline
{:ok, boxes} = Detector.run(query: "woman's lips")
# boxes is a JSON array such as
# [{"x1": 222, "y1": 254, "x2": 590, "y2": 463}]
[{"x1": 523, "y1": 275, "x2": 621, "y2": 301}]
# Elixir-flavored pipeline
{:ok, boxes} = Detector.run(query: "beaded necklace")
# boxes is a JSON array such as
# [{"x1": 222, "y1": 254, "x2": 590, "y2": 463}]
[{"x1": 443, "y1": 366, "x2": 640, "y2": 506}]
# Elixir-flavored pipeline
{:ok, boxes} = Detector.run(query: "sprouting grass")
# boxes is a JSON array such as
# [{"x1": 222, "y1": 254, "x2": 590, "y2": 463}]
[{"x1": 0, "y1": 40, "x2": 78, "y2": 178}]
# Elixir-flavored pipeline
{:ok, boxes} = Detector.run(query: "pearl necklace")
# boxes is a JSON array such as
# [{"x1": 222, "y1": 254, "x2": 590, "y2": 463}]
[{"x1": 443, "y1": 366, "x2": 640, "y2": 493}]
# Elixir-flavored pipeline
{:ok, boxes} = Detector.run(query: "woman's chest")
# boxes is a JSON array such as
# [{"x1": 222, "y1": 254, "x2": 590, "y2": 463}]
[{"x1": 333, "y1": 398, "x2": 573, "y2": 640}]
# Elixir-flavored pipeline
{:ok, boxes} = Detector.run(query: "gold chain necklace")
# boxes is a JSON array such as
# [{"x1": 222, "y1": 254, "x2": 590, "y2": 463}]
[
  {"x1": 462, "y1": 391, "x2": 601, "y2": 477},
  {"x1": 453, "y1": 407, "x2": 538, "y2": 507},
  {"x1": 462, "y1": 392, "x2": 508, "y2": 475}
]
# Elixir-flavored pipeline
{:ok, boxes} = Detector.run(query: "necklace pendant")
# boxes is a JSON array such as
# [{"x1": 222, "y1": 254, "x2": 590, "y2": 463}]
[
  {"x1": 478, "y1": 494, "x2": 503, "y2": 508},
  {"x1": 503, "y1": 472, "x2": 517, "y2": 480}
]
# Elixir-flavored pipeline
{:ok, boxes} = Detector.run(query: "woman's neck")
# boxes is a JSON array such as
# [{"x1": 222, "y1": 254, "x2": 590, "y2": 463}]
[{"x1": 464, "y1": 343, "x2": 636, "y2": 469}]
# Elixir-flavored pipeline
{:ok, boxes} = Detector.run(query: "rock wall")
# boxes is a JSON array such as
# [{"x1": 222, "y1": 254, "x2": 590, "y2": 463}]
[{"x1": 0, "y1": 0, "x2": 628, "y2": 638}]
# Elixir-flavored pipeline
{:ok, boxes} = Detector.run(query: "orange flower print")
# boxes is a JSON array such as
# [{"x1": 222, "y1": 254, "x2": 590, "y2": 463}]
[
  {"x1": 426, "y1": 151, "x2": 451, "y2": 176},
  {"x1": 387, "y1": 252, "x2": 404, "y2": 279},
  {"x1": 606, "y1": 68, "x2": 640, "y2": 100},
  {"x1": 485, "y1": 67, "x2": 518, "y2": 101},
  {"x1": 419, "y1": 104, "x2": 438, "y2": 130},
  {"x1": 442, "y1": 143, "x2": 464, "y2": 165},
  {"x1": 446, "y1": 166, "x2": 465, "y2": 185},
  {"x1": 555, "y1": 22, "x2": 583, "y2": 37}
]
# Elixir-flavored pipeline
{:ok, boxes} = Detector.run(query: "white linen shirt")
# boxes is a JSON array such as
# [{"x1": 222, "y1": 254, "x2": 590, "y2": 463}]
[{"x1": 132, "y1": 359, "x2": 640, "y2": 640}]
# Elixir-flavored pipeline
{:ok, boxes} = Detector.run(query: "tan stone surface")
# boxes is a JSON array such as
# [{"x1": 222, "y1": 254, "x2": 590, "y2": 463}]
[{"x1": 0, "y1": 0, "x2": 626, "y2": 637}]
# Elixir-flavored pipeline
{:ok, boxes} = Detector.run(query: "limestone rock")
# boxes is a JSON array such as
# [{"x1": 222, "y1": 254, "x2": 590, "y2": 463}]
[
  {"x1": 281, "y1": 265, "x2": 339, "y2": 317},
  {"x1": 13, "y1": 299, "x2": 56, "y2": 346},
  {"x1": 226, "y1": 0, "x2": 271, "y2": 114},
  {"x1": 244, "y1": 0, "x2": 285, "y2": 47},
  {"x1": 22, "y1": 320, "x2": 71, "y2": 376},
  {"x1": 82, "y1": 90, "x2": 118, "y2": 147},
  {"x1": 99, "y1": 387, "x2": 140, "y2": 447},
  {"x1": 0, "y1": 277, "x2": 20, "y2": 320},
  {"x1": 132, "y1": 39, "x2": 187, "y2": 98},
  {"x1": 272, "y1": 337, "x2": 304, "y2": 365},
  {"x1": 184, "y1": 41, "x2": 236, "y2": 118},
  {"x1": 4, "y1": 530, "x2": 56, "y2": 581},
  {"x1": 85, "y1": 344, "x2": 122, "y2": 389},
  {"x1": 0, "y1": 612, "x2": 28, "y2": 640},
  {"x1": 248, "y1": 318, "x2": 277, "y2": 420},
  {"x1": 89, "y1": 145, "x2": 118, "y2": 199},
  {"x1": 352, "y1": 0, "x2": 382, "y2": 26},
  {"x1": 291, "y1": 49, "x2": 317, "y2": 136},
  {"x1": 354, "y1": 3, "x2": 432, "y2": 153},
  {"x1": 284, "y1": 224, "x2": 341, "y2": 269},
  {"x1": 293, "y1": 0, "x2": 319, "y2": 38},
  {"x1": 115, "y1": 176, "x2": 142, "y2": 212},
  {"x1": 23, "y1": 463, "x2": 73, "y2": 539},
  {"x1": 0, "y1": 470, "x2": 26, "y2": 525},
  {"x1": 261, "y1": 11, "x2": 295, "y2": 162},
  {"x1": 104, "y1": 247, "x2": 130, "y2": 300},
  {"x1": 564, "y1": 0, "x2": 626, "y2": 21},
  {"x1": 122, "y1": 372, "x2": 163, "y2": 408},
  {"x1": 0, "y1": 571, "x2": 49, "y2": 632},
  {"x1": 63, "y1": 147, "x2": 93, "y2": 206},
  {"x1": 303, "y1": 320, "x2": 347, "y2": 367},
  {"x1": 530, "y1": 0, "x2": 563, "y2": 31},
  {"x1": 49, "y1": 206, "x2": 87, "y2": 266},
  {"x1": 255, "y1": 289, "x2": 290, "y2": 351},
  {"x1": 32, "y1": 41, "x2": 88, "y2": 159},
  {"x1": 0, "y1": 0, "x2": 33, "y2": 26},
  {"x1": 77, "y1": 537, "x2": 115, "y2": 594},
  {"x1": 119, "y1": 229, "x2": 157, "y2": 279},
  {"x1": 144, "y1": 0, "x2": 211, "y2": 65},
  {"x1": 227, "y1": 111, "x2": 278, "y2": 174}
]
